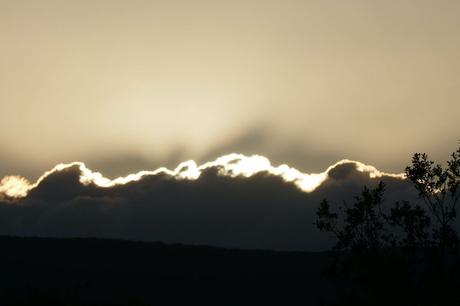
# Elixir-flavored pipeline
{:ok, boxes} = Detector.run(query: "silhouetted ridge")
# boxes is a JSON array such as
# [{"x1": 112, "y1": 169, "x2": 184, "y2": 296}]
[{"x1": 0, "y1": 236, "x2": 334, "y2": 306}]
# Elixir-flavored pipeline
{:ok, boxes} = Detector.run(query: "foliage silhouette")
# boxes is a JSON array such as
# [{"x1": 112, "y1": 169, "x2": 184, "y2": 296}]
[
  {"x1": 405, "y1": 146, "x2": 460, "y2": 249},
  {"x1": 316, "y1": 182, "x2": 392, "y2": 252},
  {"x1": 389, "y1": 200, "x2": 431, "y2": 248},
  {"x1": 315, "y1": 142, "x2": 460, "y2": 306},
  {"x1": 317, "y1": 143, "x2": 460, "y2": 251}
]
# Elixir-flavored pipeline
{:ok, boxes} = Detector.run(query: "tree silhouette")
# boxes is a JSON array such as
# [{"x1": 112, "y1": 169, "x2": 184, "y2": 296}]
[
  {"x1": 316, "y1": 182, "x2": 392, "y2": 252},
  {"x1": 315, "y1": 142, "x2": 460, "y2": 306},
  {"x1": 317, "y1": 143, "x2": 460, "y2": 251},
  {"x1": 389, "y1": 201, "x2": 431, "y2": 248},
  {"x1": 405, "y1": 145, "x2": 460, "y2": 249}
]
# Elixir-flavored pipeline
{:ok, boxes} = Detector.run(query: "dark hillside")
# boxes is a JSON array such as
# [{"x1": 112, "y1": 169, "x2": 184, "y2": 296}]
[{"x1": 0, "y1": 236, "x2": 334, "y2": 306}]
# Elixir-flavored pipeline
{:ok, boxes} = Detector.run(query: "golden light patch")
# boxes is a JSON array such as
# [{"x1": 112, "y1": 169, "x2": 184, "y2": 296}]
[{"x1": 0, "y1": 176, "x2": 31, "y2": 198}]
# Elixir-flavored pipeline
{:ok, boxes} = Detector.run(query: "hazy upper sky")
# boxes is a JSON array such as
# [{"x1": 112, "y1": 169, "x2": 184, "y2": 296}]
[{"x1": 1, "y1": 0, "x2": 459, "y2": 179}]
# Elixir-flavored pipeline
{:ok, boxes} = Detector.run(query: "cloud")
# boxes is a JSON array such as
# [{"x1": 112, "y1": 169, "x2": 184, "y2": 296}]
[
  {"x1": 0, "y1": 154, "x2": 414, "y2": 251},
  {"x1": 0, "y1": 154, "x2": 405, "y2": 199}
]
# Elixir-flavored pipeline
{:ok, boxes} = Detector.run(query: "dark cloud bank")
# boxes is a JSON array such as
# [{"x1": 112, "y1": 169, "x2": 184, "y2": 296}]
[{"x1": 0, "y1": 162, "x2": 424, "y2": 251}]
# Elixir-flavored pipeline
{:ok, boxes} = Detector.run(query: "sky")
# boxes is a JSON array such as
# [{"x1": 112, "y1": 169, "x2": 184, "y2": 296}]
[{"x1": 1, "y1": 0, "x2": 460, "y2": 180}]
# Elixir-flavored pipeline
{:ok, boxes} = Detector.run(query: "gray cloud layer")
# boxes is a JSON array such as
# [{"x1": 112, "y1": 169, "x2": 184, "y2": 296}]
[{"x1": 0, "y1": 161, "x2": 420, "y2": 251}]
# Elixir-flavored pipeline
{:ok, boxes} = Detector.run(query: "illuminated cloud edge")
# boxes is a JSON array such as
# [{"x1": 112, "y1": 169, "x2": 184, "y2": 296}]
[{"x1": 0, "y1": 153, "x2": 405, "y2": 199}]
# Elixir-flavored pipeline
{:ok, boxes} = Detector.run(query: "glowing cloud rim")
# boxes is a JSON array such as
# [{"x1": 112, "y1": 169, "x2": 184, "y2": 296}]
[{"x1": 0, "y1": 153, "x2": 405, "y2": 199}]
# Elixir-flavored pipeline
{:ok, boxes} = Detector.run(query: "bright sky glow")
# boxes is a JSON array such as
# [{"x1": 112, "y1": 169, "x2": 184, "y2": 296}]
[{"x1": 1, "y1": 1, "x2": 459, "y2": 179}]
